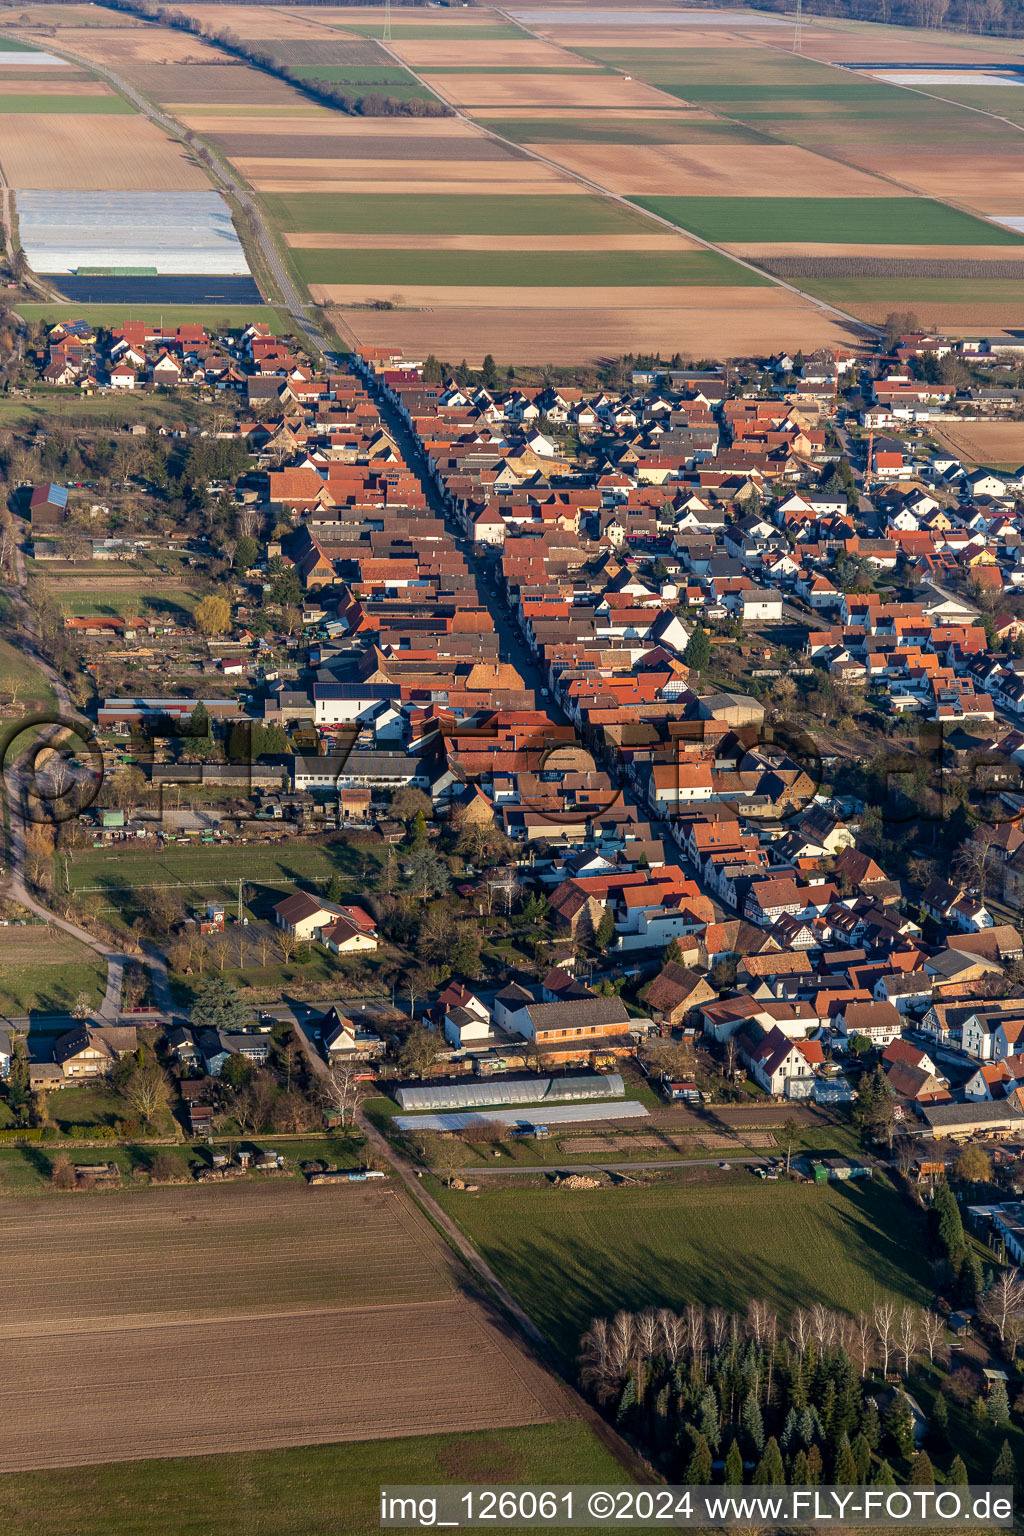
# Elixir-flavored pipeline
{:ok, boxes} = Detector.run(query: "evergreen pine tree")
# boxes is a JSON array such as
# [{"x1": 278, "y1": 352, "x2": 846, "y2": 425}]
[
  {"x1": 326, "y1": 873, "x2": 345, "y2": 904},
  {"x1": 932, "y1": 1181, "x2": 965, "y2": 1265},
  {"x1": 616, "y1": 1375, "x2": 637, "y2": 1426},
  {"x1": 930, "y1": 1391, "x2": 949, "y2": 1449},
  {"x1": 790, "y1": 1449, "x2": 809, "y2": 1486},
  {"x1": 780, "y1": 1407, "x2": 799, "y2": 1454},
  {"x1": 683, "y1": 623, "x2": 711, "y2": 675},
  {"x1": 948, "y1": 1455, "x2": 969, "y2": 1486},
  {"x1": 989, "y1": 1378, "x2": 1011, "y2": 1427},
  {"x1": 805, "y1": 1445, "x2": 824, "y2": 1485},
  {"x1": 831, "y1": 1350, "x2": 860, "y2": 1437},
  {"x1": 754, "y1": 1437, "x2": 785, "y2": 1486},
  {"x1": 861, "y1": 1398, "x2": 881, "y2": 1451},
  {"x1": 698, "y1": 1386, "x2": 721, "y2": 1453},
  {"x1": 993, "y1": 1441, "x2": 1017, "y2": 1494},
  {"x1": 883, "y1": 1392, "x2": 915, "y2": 1458},
  {"x1": 852, "y1": 1433, "x2": 872, "y2": 1484},
  {"x1": 834, "y1": 1433, "x2": 858, "y2": 1485},
  {"x1": 872, "y1": 1459, "x2": 896, "y2": 1486},
  {"x1": 972, "y1": 1396, "x2": 990, "y2": 1433},
  {"x1": 960, "y1": 1249, "x2": 984, "y2": 1306},
  {"x1": 685, "y1": 1433, "x2": 713, "y2": 1485},
  {"x1": 741, "y1": 1391, "x2": 765, "y2": 1457},
  {"x1": 819, "y1": 1380, "x2": 837, "y2": 1437},
  {"x1": 654, "y1": 1385, "x2": 672, "y2": 1450},
  {"x1": 723, "y1": 1439, "x2": 744, "y2": 1487},
  {"x1": 910, "y1": 1451, "x2": 934, "y2": 1486}
]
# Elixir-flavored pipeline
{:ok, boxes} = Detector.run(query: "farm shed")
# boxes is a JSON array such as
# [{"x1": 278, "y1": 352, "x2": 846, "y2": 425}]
[
  {"x1": 394, "y1": 1071, "x2": 624, "y2": 1111},
  {"x1": 395, "y1": 1099, "x2": 648, "y2": 1133},
  {"x1": 16, "y1": 190, "x2": 251, "y2": 276}
]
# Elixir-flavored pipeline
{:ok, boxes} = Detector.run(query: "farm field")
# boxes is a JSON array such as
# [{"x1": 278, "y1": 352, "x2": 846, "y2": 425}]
[
  {"x1": 0, "y1": 1182, "x2": 571, "y2": 1471},
  {"x1": 0, "y1": 925, "x2": 106, "y2": 1016},
  {"x1": 294, "y1": 248, "x2": 765, "y2": 289},
  {"x1": 435, "y1": 1175, "x2": 931, "y2": 1362},
  {"x1": 0, "y1": 1423, "x2": 625, "y2": 1536},
  {"x1": 16, "y1": 303, "x2": 289, "y2": 332},
  {"x1": 934, "y1": 420, "x2": 1024, "y2": 471},
  {"x1": 634, "y1": 196, "x2": 1024, "y2": 247},
  {"x1": 330, "y1": 295, "x2": 860, "y2": 368}
]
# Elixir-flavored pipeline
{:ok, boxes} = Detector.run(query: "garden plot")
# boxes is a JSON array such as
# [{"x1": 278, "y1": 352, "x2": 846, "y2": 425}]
[{"x1": 17, "y1": 190, "x2": 251, "y2": 275}]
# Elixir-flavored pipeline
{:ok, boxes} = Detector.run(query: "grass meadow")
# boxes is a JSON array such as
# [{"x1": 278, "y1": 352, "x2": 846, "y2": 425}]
[
  {"x1": 436, "y1": 1175, "x2": 931, "y2": 1362},
  {"x1": 0, "y1": 1424, "x2": 626, "y2": 1536}
]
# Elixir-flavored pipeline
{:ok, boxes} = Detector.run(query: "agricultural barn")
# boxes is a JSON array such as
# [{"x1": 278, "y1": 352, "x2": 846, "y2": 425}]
[
  {"x1": 394, "y1": 1072, "x2": 625, "y2": 1111},
  {"x1": 29, "y1": 482, "x2": 68, "y2": 527}
]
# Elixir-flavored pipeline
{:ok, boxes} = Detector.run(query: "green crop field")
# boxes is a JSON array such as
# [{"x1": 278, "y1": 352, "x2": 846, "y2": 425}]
[
  {"x1": 635, "y1": 195, "x2": 1020, "y2": 246},
  {"x1": 473, "y1": 116, "x2": 768, "y2": 145},
  {"x1": 0, "y1": 1424, "x2": 625, "y2": 1536},
  {"x1": 265, "y1": 192, "x2": 654, "y2": 237},
  {"x1": 436, "y1": 1176, "x2": 930, "y2": 1361},
  {"x1": 0, "y1": 93, "x2": 133, "y2": 112},
  {"x1": 0, "y1": 37, "x2": 34, "y2": 51},
  {"x1": 293, "y1": 248, "x2": 767, "y2": 288}
]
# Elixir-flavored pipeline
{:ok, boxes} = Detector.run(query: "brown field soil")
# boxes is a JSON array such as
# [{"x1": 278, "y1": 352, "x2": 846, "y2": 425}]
[
  {"x1": 174, "y1": 103, "x2": 334, "y2": 121},
  {"x1": 180, "y1": 113, "x2": 477, "y2": 135},
  {"x1": 799, "y1": 30, "x2": 1024, "y2": 65},
  {"x1": 0, "y1": 68, "x2": 88, "y2": 81},
  {"x1": 54, "y1": 25, "x2": 231, "y2": 65},
  {"x1": 215, "y1": 132, "x2": 518, "y2": 161},
  {"x1": 245, "y1": 164, "x2": 574, "y2": 194},
  {"x1": 934, "y1": 420, "x2": 1024, "y2": 466},
  {"x1": 317, "y1": 281, "x2": 804, "y2": 309},
  {"x1": 330, "y1": 296, "x2": 859, "y2": 365},
  {"x1": 173, "y1": 4, "x2": 351, "y2": 38},
  {"x1": 0, "y1": 926, "x2": 98, "y2": 967},
  {"x1": 288, "y1": 231, "x2": 699, "y2": 251},
  {"x1": 0, "y1": 1183, "x2": 569, "y2": 1471},
  {"x1": 0, "y1": 79, "x2": 111, "y2": 95},
  {"x1": 392, "y1": 39, "x2": 593, "y2": 68},
  {"x1": 259, "y1": 176, "x2": 584, "y2": 195},
  {"x1": 726, "y1": 240, "x2": 1024, "y2": 260},
  {"x1": 842, "y1": 149, "x2": 1024, "y2": 210},
  {"x1": 0, "y1": 112, "x2": 210, "y2": 190},
  {"x1": 535, "y1": 141, "x2": 902, "y2": 198},
  {"x1": 842, "y1": 299, "x2": 1024, "y2": 329},
  {"x1": 121, "y1": 64, "x2": 300, "y2": 105},
  {"x1": 425, "y1": 72, "x2": 678, "y2": 109}
]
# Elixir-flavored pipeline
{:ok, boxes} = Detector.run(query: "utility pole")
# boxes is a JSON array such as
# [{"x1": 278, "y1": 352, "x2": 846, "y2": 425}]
[
  {"x1": 383, "y1": 0, "x2": 392, "y2": 44},
  {"x1": 237, "y1": 875, "x2": 243, "y2": 926}
]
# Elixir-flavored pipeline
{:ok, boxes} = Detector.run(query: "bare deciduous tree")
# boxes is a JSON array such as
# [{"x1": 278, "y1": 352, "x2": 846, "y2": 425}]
[
  {"x1": 896, "y1": 1306, "x2": 918, "y2": 1376},
  {"x1": 920, "y1": 1308, "x2": 945, "y2": 1367},
  {"x1": 981, "y1": 1270, "x2": 1024, "y2": 1344},
  {"x1": 873, "y1": 1301, "x2": 896, "y2": 1378},
  {"x1": 318, "y1": 1060, "x2": 365, "y2": 1127},
  {"x1": 120, "y1": 1062, "x2": 171, "y2": 1126}
]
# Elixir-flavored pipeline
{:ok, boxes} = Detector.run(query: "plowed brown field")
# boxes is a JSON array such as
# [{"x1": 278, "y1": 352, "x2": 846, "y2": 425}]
[
  {"x1": 0, "y1": 112, "x2": 209, "y2": 189},
  {"x1": 0, "y1": 1183, "x2": 569, "y2": 1470},
  {"x1": 535, "y1": 141, "x2": 901, "y2": 197},
  {"x1": 331, "y1": 296, "x2": 858, "y2": 365},
  {"x1": 427, "y1": 72, "x2": 677, "y2": 109}
]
